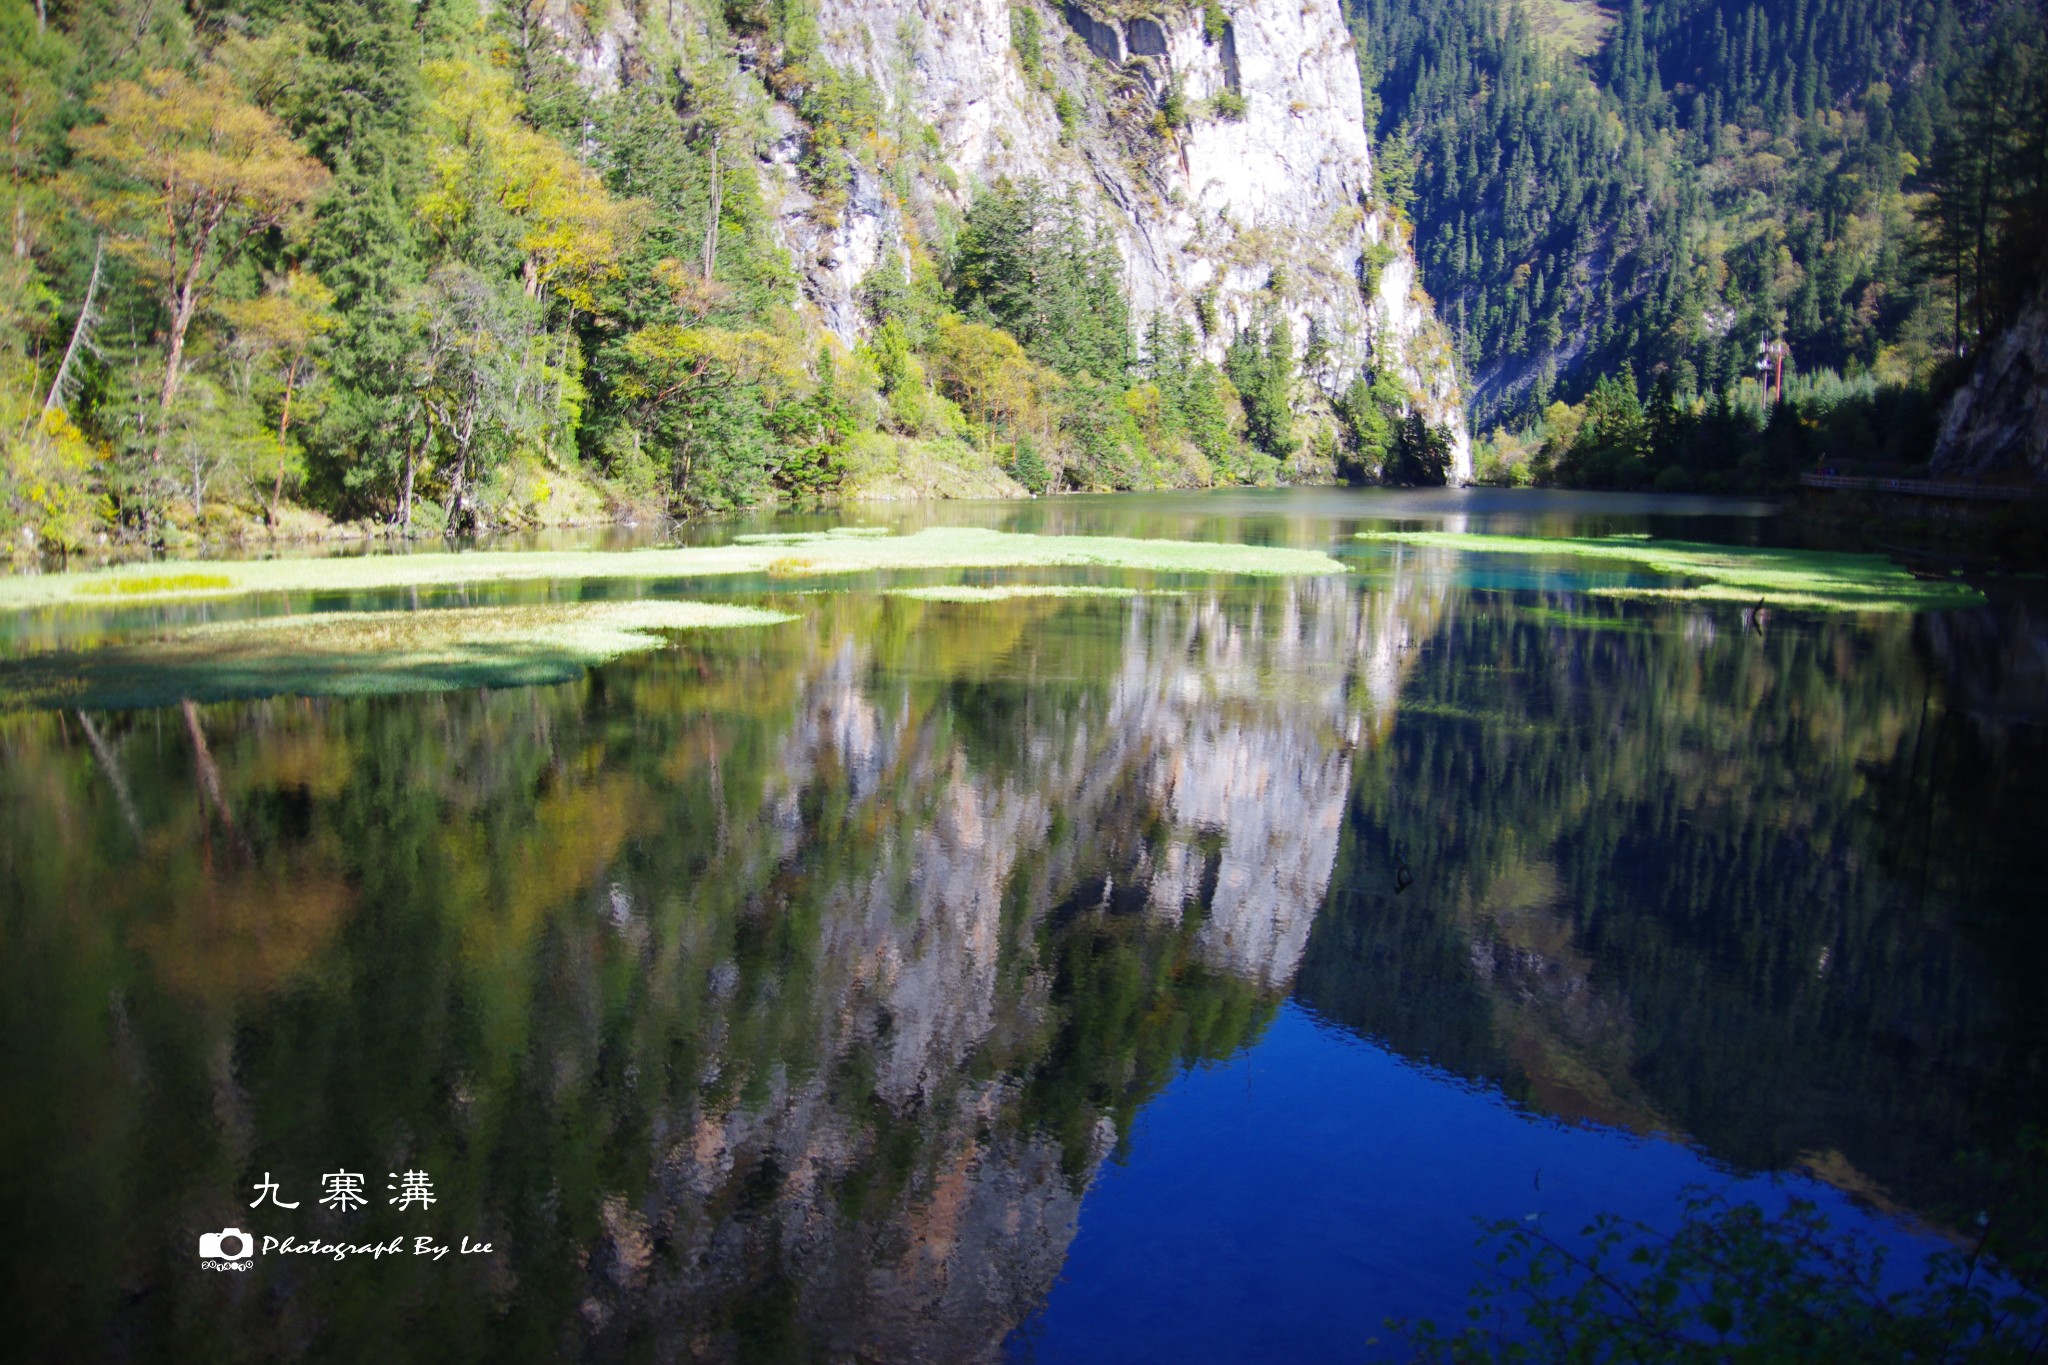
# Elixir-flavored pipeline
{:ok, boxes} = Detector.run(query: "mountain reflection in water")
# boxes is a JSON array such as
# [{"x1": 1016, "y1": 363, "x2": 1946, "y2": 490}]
[{"x1": 2, "y1": 496, "x2": 2043, "y2": 1363}]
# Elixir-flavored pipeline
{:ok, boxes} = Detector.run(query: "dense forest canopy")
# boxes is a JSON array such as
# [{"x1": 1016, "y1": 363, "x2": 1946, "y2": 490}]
[
  {"x1": 0, "y1": 0, "x2": 1459, "y2": 557},
  {"x1": 4, "y1": 0, "x2": 2042, "y2": 547},
  {"x1": 1352, "y1": 0, "x2": 2048, "y2": 489}
]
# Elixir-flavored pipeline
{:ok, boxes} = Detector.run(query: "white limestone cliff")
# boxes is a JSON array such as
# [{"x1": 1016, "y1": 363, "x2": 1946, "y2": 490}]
[
  {"x1": 542, "y1": 0, "x2": 1471, "y2": 478},
  {"x1": 799, "y1": 0, "x2": 1472, "y2": 478}
]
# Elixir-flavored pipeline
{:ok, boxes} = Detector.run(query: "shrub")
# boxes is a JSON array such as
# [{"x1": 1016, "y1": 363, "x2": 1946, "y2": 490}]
[
  {"x1": 1054, "y1": 89, "x2": 1082, "y2": 141},
  {"x1": 1007, "y1": 435, "x2": 1051, "y2": 492}
]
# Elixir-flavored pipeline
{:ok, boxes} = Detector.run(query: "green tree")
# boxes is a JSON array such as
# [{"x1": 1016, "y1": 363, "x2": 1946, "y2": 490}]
[
  {"x1": 1382, "y1": 409, "x2": 1452, "y2": 485},
  {"x1": 405, "y1": 263, "x2": 536, "y2": 532},
  {"x1": 1554, "y1": 367, "x2": 1651, "y2": 488},
  {"x1": 1333, "y1": 369, "x2": 1404, "y2": 481},
  {"x1": 607, "y1": 323, "x2": 791, "y2": 512},
  {"x1": 218, "y1": 268, "x2": 336, "y2": 521},
  {"x1": 68, "y1": 64, "x2": 329, "y2": 482},
  {"x1": 1224, "y1": 314, "x2": 1297, "y2": 462},
  {"x1": 953, "y1": 178, "x2": 1130, "y2": 382},
  {"x1": 769, "y1": 345, "x2": 855, "y2": 499}
]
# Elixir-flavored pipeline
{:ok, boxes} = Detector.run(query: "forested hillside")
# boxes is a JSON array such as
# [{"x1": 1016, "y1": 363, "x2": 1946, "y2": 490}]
[
  {"x1": 1354, "y1": 0, "x2": 2048, "y2": 489},
  {"x1": 0, "y1": 0, "x2": 1464, "y2": 556}
]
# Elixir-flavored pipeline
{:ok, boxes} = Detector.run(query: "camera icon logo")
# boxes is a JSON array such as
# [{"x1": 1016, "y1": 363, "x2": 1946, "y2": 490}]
[{"x1": 198, "y1": 1227, "x2": 255, "y2": 1268}]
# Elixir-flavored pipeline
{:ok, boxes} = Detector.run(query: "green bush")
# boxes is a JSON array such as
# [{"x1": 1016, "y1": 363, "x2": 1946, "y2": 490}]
[
  {"x1": 1011, "y1": 5, "x2": 1043, "y2": 73},
  {"x1": 1006, "y1": 435, "x2": 1050, "y2": 493},
  {"x1": 1054, "y1": 89, "x2": 1082, "y2": 141}
]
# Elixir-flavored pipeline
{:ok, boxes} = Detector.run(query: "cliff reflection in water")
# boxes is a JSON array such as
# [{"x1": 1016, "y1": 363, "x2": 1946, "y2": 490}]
[
  {"x1": 0, "y1": 577, "x2": 1431, "y2": 1362},
  {"x1": 3, "y1": 562, "x2": 2044, "y2": 1362}
]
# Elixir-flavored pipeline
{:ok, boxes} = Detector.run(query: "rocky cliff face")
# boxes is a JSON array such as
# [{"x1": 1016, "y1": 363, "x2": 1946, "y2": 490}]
[
  {"x1": 554, "y1": 0, "x2": 1471, "y2": 480},
  {"x1": 1932, "y1": 276, "x2": 2048, "y2": 483},
  {"x1": 800, "y1": 0, "x2": 1470, "y2": 477}
]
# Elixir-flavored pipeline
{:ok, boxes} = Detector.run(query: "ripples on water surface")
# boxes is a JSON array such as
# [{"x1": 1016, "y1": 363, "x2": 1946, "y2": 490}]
[{"x1": 2, "y1": 489, "x2": 2043, "y2": 1362}]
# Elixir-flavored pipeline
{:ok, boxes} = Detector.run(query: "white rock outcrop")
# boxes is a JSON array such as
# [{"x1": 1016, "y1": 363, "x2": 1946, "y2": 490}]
[
  {"x1": 801, "y1": 0, "x2": 1471, "y2": 476},
  {"x1": 545, "y1": 0, "x2": 1472, "y2": 477}
]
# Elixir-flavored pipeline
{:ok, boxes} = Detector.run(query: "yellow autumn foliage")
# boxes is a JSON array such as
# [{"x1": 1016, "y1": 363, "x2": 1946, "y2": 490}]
[
  {"x1": 418, "y1": 58, "x2": 643, "y2": 314},
  {"x1": 2, "y1": 368, "x2": 108, "y2": 558}
]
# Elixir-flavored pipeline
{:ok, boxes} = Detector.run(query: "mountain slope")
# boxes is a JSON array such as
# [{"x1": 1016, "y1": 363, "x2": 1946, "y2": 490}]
[
  {"x1": 0, "y1": 0, "x2": 1474, "y2": 557},
  {"x1": 545, "y1": 0, "x2": 1470, "y2": 480},
  {"x1": 1353, "y1": 0, "x2": 2019, "y2": 429},
  {"x1": 806, "y1": 0, "x2": 1468, "y2": 472}
]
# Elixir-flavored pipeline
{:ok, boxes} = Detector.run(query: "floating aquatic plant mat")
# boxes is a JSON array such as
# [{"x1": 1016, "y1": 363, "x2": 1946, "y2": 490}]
[
  {"x1": 1357, "y1": 531, "x2": 1982, "y2": 612},
  {"x1": 0, "y1": 528, "x2": 1342, "y2": 613},
  {"x1": 0, "y1": 601, "x2": 795, "y2": 710}
]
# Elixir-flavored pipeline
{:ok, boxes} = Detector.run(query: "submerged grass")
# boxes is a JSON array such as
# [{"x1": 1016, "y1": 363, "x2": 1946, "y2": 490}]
[
  {"x1": 1359, "y1": 531, "x2": 1982, "y2": 612},
  {"x1": 1, "y1": 600, "x2": 795, "y2": 710},
  {"x1": 885, "y1": 585, "x2": 1174, "y2": 603},
  {"x1": 1507, "y1": 604, "x2": 1648, "y2": 633},
  {"x1": 733, "y1": 527, "x2": 894, "y2": 544},
  {"x1": 2, "y1": 528, "x2": 1342, "y2": 612}
]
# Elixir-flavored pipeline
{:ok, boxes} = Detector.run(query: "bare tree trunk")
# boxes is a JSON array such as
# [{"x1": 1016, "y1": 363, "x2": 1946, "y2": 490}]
[
  {"x1": 267, "y1": 359, "x2": 299, "y2": 525},
  {"x1": 277, "y1": 357, "x2": 299, "y2": 446},
  {"x1": 45, "y1": 239, "x2": 104, "y2": 415},
  {"x1": 400, "y1": 438, "x2": 418, "y2": 534},
  {"x1": 152, "y1": 207, "x2": 225, "y2": 463},
  {"x1": 702, "y1": 132, "x2": 723, "y2": 282},
  {"x1": 446, "y1": 438, "x2": 470, "y2": 533},
  {"x1": 153, "y1": 277, "x2": 204, "y2": 461}
]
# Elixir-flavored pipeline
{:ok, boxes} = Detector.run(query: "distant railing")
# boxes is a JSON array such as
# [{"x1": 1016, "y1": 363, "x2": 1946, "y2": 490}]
[{"x1": 1799, "y1": 473, "x2": 2044, "y2": 503}]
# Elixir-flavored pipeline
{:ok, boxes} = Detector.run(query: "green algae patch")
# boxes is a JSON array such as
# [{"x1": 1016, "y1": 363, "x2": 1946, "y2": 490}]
[
  {"x1": 0, "y1": 528, "x2": 1343, "y2": 612},
  {"x1": 77, "y1": 572, "x2": 234, "y2": 597},
  {"x1": 0, "y1": 600, "x2": 795, "y2": 710},
  {"x1": 1358, "y1": 531, "x2": 1982, "y2": 612},
  {"x1": 885, "y1": 585, "x2": 1175, "y2": 603}
]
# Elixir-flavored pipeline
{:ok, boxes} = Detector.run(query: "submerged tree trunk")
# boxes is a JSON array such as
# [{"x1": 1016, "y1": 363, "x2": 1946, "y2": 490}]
[
  {"x1": 181, "y1": 700, "x2": 233, "y2": 833},
  {"x1": 76, "y1": 711, "x2": 142, "y2": 841}
]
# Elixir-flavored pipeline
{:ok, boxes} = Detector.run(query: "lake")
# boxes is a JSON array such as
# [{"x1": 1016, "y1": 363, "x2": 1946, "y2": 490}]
[{"x1": 3, "y1": 488, "x2": 2044, "y2": 1362}]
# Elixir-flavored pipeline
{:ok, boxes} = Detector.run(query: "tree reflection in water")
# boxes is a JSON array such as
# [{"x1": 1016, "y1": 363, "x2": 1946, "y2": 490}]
[{"x1": 1, "y1": 562, "x2": 2042, "y2": 1362}]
